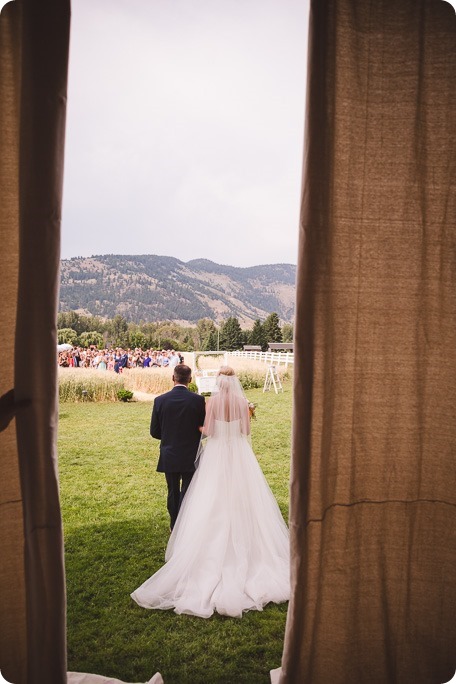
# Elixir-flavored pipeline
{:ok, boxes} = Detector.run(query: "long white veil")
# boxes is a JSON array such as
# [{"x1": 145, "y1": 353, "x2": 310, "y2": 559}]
[{"x1": 195, "y1": 367, "x2": 251, "y2": 467}]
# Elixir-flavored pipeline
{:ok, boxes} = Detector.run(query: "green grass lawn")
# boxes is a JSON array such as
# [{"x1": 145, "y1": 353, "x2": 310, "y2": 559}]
[{"x1": 58, "y1": 386, "x2": 292, "y2": 684}]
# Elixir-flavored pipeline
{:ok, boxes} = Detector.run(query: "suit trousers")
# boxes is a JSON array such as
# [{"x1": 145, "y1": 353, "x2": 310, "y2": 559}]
[{"x1": 165, "y1": 471, "x2": 194, "y2": 529}]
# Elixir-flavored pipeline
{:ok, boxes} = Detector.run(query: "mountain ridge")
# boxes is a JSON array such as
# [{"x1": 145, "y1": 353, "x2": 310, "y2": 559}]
[{"x1": 59, "y1": 254, "x2": 296, "y2": 326}]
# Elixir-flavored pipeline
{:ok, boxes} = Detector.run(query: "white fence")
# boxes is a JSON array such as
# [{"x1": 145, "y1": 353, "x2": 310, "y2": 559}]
[{"x1": 227, "y1": 350, "x2": 294, "y2": 367}]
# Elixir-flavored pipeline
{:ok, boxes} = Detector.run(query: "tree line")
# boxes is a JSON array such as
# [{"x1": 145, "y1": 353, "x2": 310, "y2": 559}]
[{"x1": 57, "y1": 311, "x2": 293, "y2": 352}]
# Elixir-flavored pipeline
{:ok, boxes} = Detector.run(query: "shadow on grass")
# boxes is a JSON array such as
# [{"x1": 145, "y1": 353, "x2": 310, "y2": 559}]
[{"x1": 65, "y1": 517, "x2": 287, "y2": 684}]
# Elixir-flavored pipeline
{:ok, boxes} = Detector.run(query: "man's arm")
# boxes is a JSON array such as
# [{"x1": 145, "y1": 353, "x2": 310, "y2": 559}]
[
  {"x1": 200, "y1": 397, "x2": 212, "y2": 436},
  {"x1": 201, "y1": 396, "x2": 206, "y2": 422},
  {"x1": 150, "y1": 400, "x2": 161, "y2": 439},
  {"x1": 199, "y1": 395, "x2": 206, "y2": 432}
]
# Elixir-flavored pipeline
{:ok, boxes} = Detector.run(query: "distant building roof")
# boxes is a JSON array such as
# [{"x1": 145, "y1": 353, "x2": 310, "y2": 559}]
[
  {"x1": 243, "y1": 345, "x2": 262, "y2": 351},
  {"x1": 268, "y1": 343, "x2": 294, "y2": 351}
]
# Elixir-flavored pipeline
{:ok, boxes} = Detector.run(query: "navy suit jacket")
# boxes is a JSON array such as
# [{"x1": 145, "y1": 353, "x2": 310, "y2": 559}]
[{"x1": 151, "y1": 385, "x2": 206, "y2": 473}]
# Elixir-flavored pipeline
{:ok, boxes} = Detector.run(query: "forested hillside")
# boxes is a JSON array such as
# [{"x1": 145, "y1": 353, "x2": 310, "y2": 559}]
[{"x1": 59, "y1": 254, "x2": 296, "y2": 325}]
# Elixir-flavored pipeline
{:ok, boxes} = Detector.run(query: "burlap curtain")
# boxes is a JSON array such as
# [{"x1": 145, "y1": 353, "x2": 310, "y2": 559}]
[
  {"x1": 2, "y1": 1, "x2": 455, "y2": 683},
  {"x1": 280, "y1": 0, "x2": 455, "y2": 682},
  {"x1": 0, "y1": 1, "x2": 71, "y2": 683}
]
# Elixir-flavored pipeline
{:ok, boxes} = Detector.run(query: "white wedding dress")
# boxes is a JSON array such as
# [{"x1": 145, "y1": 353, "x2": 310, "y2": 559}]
[{"x1": 131, "y1": 417, "x2": 290, "y2": 618}]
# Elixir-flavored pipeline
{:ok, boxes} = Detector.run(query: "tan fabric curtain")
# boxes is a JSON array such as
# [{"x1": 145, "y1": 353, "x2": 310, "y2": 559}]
[
  {"x1": 280, "y1": 1, "x2": 456, "y2": 682},
  {"x1": 0, "y1": 1, "x2": 71, "y2": 683}
]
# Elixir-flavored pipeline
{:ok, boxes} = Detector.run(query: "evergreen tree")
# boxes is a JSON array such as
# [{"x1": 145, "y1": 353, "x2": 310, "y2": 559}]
[
  {"x1": 219, "y1": 317, "x2": 243, "y2": 351},
  {"x1": 263, "y1": 312, "x2": 283, "y2": 345},
  {"x1": 109, "y1": 314, "x2": 128, "y2": 346},
  {"x1": 249, "y1": 319, "x2": 267, "y2": 350},
  {"x1": 139, "y1": 322, "x2": 159, "y2": 349},
  {"x1": 196, "y1": 318, "x2": 216, "y2": 350},
  {"x1": 180, "y1": 332, "x2": 195, "y2": 352},
  {"x1": 84, "y1": 315, "x2": 107, "y2": 334},
  {"x1": 139, "y1": 321, "x2": 159, "y2": 338},
  {"x1": 57, "y1": 311, "x2": 83, "y2": 334},
  {"x1": 204, "y1": 330, "x2": 218, "y2": 351},
  {"x1": 282, "y1": 323, "x2": 294, "y2": 343}
]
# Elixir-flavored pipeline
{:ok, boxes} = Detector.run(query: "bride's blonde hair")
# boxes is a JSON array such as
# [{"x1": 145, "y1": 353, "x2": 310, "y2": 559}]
[
  {"x1": 216, "y1": 366, "x2": 237, "y2": 392},
  {"x1": 218, "y1": 366, "x2": 235, "y2": 377}
]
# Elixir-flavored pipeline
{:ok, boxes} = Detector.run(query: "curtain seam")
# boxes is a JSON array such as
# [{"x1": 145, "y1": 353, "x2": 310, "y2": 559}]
[{"x1": 289, "y1": 497, "x2": 456, "y2": 527}]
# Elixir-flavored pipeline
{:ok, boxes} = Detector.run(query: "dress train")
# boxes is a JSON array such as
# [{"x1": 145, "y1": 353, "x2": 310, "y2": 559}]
[{"x1": 131, "y1": 420, "x2": 290, "y2": 618}]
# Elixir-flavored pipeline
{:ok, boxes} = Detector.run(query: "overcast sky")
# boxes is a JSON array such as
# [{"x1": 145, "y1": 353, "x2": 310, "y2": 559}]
[{"x1": 61, "y1": 0, "x2": 309, "y2": 268}]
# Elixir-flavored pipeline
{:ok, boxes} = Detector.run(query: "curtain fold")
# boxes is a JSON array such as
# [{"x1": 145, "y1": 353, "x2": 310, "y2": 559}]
[
  {"x1": 0, "y1": 1, "x2": 71, "y2": 683},
  {"x1": 0, "y1": 3, "x2": 26, "y2": 682},
  {"x1": 281, "y1": 0, "x2": 456, "y2": 682}
]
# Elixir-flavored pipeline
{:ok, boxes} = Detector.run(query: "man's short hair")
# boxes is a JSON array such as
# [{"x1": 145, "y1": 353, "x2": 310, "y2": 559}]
[{"x1": 173, "y1": 364, "x2": 192, "y2": 385}]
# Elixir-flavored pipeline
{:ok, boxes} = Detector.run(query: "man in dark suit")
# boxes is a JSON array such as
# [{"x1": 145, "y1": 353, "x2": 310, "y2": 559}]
[
  {"x1": 119, "y1": 349, "x2": 129, "y2": 371},
  {"x1": 151, "y1": 364, "x2": 206, "y2": 530}
]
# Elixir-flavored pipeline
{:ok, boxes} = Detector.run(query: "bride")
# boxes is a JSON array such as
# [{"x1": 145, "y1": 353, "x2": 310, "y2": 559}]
[{"x1": 131, "y1": 366, "x2": 290, "y2": 618}]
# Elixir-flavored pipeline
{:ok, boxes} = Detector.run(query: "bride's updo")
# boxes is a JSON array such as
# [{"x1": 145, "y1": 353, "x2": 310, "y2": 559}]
[
  {"x1": 216, "y1": 366, "x2": 236, "y2": 391},
  {"x1": 208, "y1": 365, "x2": 249, "y2": 431},
  {"x1": 218, "y1": 366, "x2": 235, "y2": 377}
]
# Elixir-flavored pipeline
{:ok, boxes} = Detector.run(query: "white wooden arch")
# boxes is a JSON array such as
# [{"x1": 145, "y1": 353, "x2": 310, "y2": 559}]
[{"x1": 191, "y1": 351, "x2": 228, "y2": 394}]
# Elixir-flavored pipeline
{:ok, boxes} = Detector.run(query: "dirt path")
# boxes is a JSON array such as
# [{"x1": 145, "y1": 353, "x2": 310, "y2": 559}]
[{"x1": 133, "y1": 391, "x2": 157, "y2": 402}]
